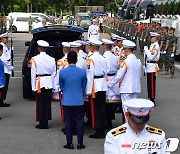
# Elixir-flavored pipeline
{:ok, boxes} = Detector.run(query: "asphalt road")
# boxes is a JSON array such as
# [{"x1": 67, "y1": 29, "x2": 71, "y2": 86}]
[{"x1": 0, "y1": 33, "x2": 180, "y2": 154}]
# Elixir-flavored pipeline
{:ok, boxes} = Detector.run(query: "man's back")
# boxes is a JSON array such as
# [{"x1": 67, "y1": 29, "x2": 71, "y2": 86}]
[{"x1": 59, "y1": 64, "x2": 87, "y2": 106}]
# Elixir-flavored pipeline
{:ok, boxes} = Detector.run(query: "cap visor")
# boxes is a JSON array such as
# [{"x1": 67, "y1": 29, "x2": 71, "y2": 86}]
[{"x1": 130, "y1": 114, "x2": 150, "y2": 124}]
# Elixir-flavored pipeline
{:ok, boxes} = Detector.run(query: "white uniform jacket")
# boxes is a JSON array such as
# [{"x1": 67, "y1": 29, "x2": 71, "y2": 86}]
[
  {"x1": 76, "y1": 53, "x2": 87, "y2": 70},
  {"x1": 103, "y1": 51, "x2": 119, "y2": 100},
  {"x1": 31, "y1": 52, "x2": 56, "y2": 91},
  {"x1": 0, "y1": 42, "x2": 13, "y2": 74},
  {"x1": 54, "y1": 54, "x2": 68, "y2": 92},
  {"x1": 79, "y1": 49, "x2": 87, "y2": 59},
  {"x1": 104, "y1": 123, "x2": 166, "y2": 154},
  {"x1": 144, "y1": 41, "x2": 160, "y2": 73},
  {"x1": 108, "y1": 54, "x2": 142, "y2": 94},
  {"x1": 86, "y1": 51, "x2": 107, "y2": 95},
  {"x1": 88, "y1": 24, "x2": 100, "y2": 40}
]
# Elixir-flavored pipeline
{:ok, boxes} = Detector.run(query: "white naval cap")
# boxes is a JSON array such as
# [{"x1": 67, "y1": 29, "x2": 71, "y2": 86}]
[
  {"x1": 150, "y1": 32, "x2": 160, "y2": 37},
  {"x1": 111, "y1": 33, "x2": 118, "y2": 40},
  {"x1": 62, "y1": 42, "x2": 70, "y2": 48},
  {"x1": 88, "y1": 38, "x2": 102, "y2": 46},
  {"x1": 116, "y1": 36, "x2": 126, "y2": 41},
  {"x1": 92, "y1": 19, "x2": 96, "y2": 22},
  {"x1": 122, "y1": 40, "x2": 136, "y2": 48},
  {"x1": 101, "y1": 38, "x2": 113, "y2": 45},
  {"x1": 0, "y1": 32, "x2": 8, "y2": 38},
  {"x1": 74, "y1": 40, "x2": 88, "y2": 46},
  {"x1": 37, "y1": 40, "x2": 49, "y2": 47},
  {"x1": 123, "y1": 98, "x2": 154, "y2": 116},
  {"x1": 69, "y1": 42, "x2": 82, "y2": 48}
]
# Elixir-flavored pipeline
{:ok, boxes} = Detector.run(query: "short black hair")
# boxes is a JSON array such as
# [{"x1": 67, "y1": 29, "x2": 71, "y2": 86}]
[
  {"x1": 67, "y1": 51, "x2": 77, "y2": 64},
  {"x1": 169, "y1": 27, "x2": 175, "y2": 32},
  {"x1": 0, "y1": 44, "x2": 3, "y2": 50}
]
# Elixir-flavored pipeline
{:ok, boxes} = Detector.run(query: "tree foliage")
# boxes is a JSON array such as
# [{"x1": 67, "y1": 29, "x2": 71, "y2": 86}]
[{"x1": 1, "y1": 0, "x2": 122, "y2": 15}]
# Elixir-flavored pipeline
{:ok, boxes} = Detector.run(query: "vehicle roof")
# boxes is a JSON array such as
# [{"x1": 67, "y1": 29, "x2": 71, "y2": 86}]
[
  {"x1": 76, "y1": 12, "x2": 89, "y2": 16},
  {"x1": 31, "y1": 24, "x2": 84, "y2": 35}
]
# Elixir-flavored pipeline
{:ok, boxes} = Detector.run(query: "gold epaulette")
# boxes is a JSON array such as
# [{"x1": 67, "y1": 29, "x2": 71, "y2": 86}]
[
  {"x1": 146, "y1": 126, "x2": 163, "y2": 135},
  {"x1": 111, "y1": 127, "x2": 127, "y2": 137}
]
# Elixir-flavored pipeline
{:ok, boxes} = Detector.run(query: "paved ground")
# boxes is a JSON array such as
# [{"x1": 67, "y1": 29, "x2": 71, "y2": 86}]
[{"x1": 0, "y1": 32, "x2": 179, "y2": 154}]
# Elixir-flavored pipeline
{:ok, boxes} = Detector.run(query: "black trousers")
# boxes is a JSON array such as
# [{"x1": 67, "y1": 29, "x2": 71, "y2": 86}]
[
  {"x1": 36, "y1": 88, "x2": 52, "y2": 121},
  {"x1": 63, "y1": 105, "x2": 84, "y2": 144},
  {"x1": 2, "y1": 73, "x2": 10, "y2": 101},
  {"x1": 147, "y1": 72, "x2": 156, "y2": 99},
  {"x1": 93, "y1": 91, "x2": 107, "y2": 129}
]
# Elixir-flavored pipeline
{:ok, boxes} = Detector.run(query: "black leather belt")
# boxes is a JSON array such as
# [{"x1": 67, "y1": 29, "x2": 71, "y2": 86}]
[
  {"x1": 107, "y1": 73, "x2": 116, "y2": 76},
  {"x1": 147, "y1": 61, "x2": 157, "y2": 63},
  {"x1": 36, "y1": 74, "x2": 51, "y2": 77},
  {"x1": 94, "y1": 75, "x2": 103, "y2": 79}
]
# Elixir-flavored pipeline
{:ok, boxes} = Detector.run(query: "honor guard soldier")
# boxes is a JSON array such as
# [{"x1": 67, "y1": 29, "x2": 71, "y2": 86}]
[
  {"x1": 108, "y1": 40, "x2": 142, "y2": 116},
  {"x1": 70, "y1": 42, "x2": 87, "y2": 70},
  {"x1": 116, "y1": 36, "x2": 127, "y2": 59},
  {"x1": 144, "y1": 32, "x2": 160, "y2": 105},
  {"x1": 102, "y1": 39, "x2": 119, "y2": 128},
  {"x1": 53, "y1": 42, "x2": 70, "y2": 100},
  {"x1": 88, "y1": 19, "x2": 100, "y2": 40},
  {"x1": 104, "y1": 98, "x2": 166, "y2": 154},
  {"x1": 86, "y1": 39, "x2": 107, "y2": 139},
  {"x1": 111, "y1": 33, "x2": 120, "y2": 56},
  {"x1": 166, "y1": 27, "x2": 177, "y2": 79},
  {"x1": 0, "y1": 33, "x2": 13, "y2": 107},
  {"x1": 74, "y1": 40, "x2": 88, "y2": 59},
  {"x1": 31, "y1": 40, "x2": 56, "y2": 129},
  {"x1": 0, "y1": 44, "x2": 5, "y2": 115}
]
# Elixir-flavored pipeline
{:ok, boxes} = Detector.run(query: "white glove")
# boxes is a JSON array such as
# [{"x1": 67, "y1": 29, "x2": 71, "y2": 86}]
[
  {"x1": 128, "y1": 34, "x2": 130, "y2": 36},
  {"x1": 9, "y1": 46, "x2": 14, "y2": 51},
  {"x1": 163, "y1": 50, "x2": 167, "y2": 54},
  {"x1": 133, "y1": 37, "x2": 135, "y2": 40},
  {"x1": 144, "y1": 39, "x2": 146, "y2": 42},
  {"x1": 144, "y1": 46, "x2": 148, "y2": 52},
  {"x1": 123, "y1": 32, "x2": 125, "y2": 34},
  {"x1": 170, "y1": 53, "x2": 174, "y2": 58},
  {"x1": 11, "y1": 66, "x2": 14, "y2": 71},
  {"x1": 140, "y1": 38, "x2": 142, "y2": 41}
]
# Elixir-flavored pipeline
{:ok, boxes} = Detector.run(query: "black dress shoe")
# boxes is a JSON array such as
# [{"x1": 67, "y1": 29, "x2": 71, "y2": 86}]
[
  {"x1": 35, "y1": 123, "x2": 48, "y2": 129},
  {"x1": 0, "y1": 117, "x2": 1, "y2": 120},
  {"x1": 0, "y1": 103, "x2": 10, "y2": 107},
  {"x1": 77, "y1": 143, "x2": 85, "y2": 149},
  {"x1": 63, "y1": 144, "x2": 74, "y2": 149},
  {"x1": 89, "y1": 133, "x2": 105, "y2": 139}
]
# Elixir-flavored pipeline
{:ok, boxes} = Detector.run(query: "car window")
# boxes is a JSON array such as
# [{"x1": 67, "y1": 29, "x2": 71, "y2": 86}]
[
  {"x1": 81, "y1": 16, "x2": 90, "y2": 20},
  {"x1": 16, "y1": 17, "x2": 29, "y2": 22}
]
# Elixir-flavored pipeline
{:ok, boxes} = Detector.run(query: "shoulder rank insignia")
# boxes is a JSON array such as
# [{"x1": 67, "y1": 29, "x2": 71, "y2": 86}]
[
  {"x1": 111, "y1": 127, "x2": 127, "y2": 136},
  {"x1": 146, "y1": 126, "x2": 162, "y2": 135}
]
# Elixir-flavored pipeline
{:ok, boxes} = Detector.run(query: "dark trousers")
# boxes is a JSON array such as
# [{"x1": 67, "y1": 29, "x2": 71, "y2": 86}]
[
  {"x1": 1, "y1": 73, "x2": 10, "y2": 101},
  {"x1": 100, "y1": 23, "x2": 103, "y2": 33},
  {"x1": 147, "y1": 72, "x2": 156, "y2": 100},
  {"x1": 93, "y1": 91, "x2": 107, "y2": 129},
  {"x1": 36, "y1": 88, "x2": 52, "y2": 121},
  {"x1": 64, "y1": 105, "x2": 84, "y2": 144}
]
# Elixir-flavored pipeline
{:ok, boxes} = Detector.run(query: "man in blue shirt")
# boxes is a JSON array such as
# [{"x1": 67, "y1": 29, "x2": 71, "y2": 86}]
[{"x1": 59, "y1": 51, "x2": 87, "y2": 150}]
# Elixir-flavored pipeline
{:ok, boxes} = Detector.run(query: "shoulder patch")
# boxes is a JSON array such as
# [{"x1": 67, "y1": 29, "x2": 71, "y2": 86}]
[
  {"x1": 146, "y1": 126, "x2": 163, "y2": 135},
  {"x1": 111, "y1": 127, "x2": 127, "y2": 136}
]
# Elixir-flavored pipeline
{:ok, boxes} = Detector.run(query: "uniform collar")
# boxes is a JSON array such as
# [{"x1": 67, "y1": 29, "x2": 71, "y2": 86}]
[
  {"x1": 103, "y1": 50, "x2": 111, "y2": 55},
  {"x1": 126, "y1": 122, "x2": 147, "y2": 136},
  {"x1": 40, "y1": 52, "x2": 46, "y2": 55}
]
